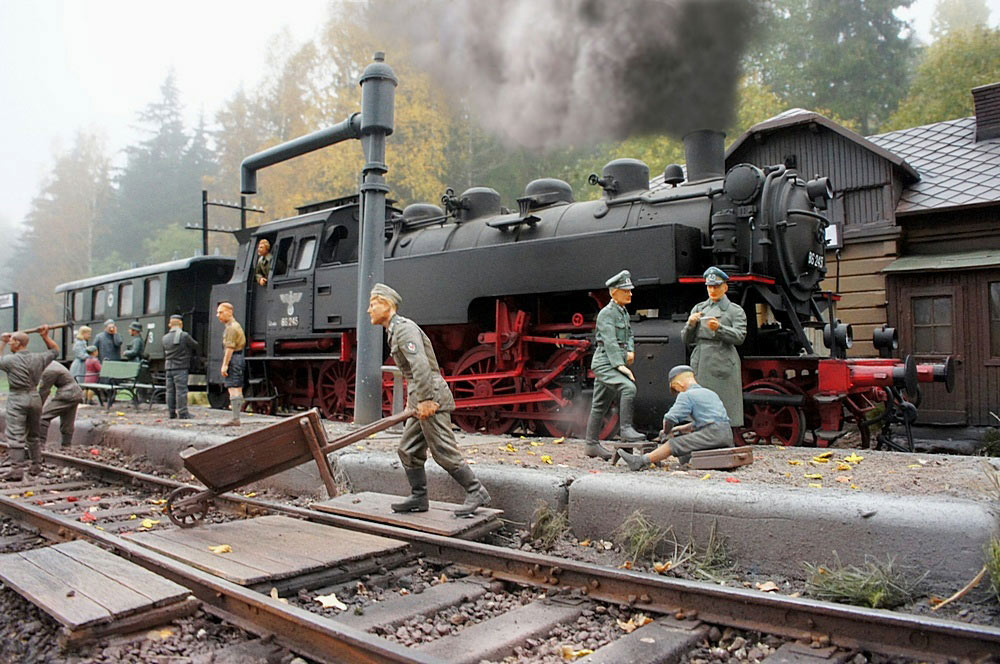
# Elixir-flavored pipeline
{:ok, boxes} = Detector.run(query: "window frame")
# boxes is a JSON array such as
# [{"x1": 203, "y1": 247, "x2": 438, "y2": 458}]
[
  {"x1": 117, "y1": 282, "x2": 134, "y2": 317},
  {"x1": 144, "y1": 277, "x2": 162, "y2": 315},
  {"x1": 92, "y1": 288, "x2": 106, "y2": 319},
  {"x1": 989, "y1": 281, "x2": 1000, "y2": 360},
  {"x1": 909, "y1": 292, "x2": 954, "y2": 355}
]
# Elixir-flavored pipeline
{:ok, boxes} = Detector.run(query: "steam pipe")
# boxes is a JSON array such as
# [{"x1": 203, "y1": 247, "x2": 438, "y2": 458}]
[{"x1": 240, "y1": 114, "x2": 362, "y2": 194}]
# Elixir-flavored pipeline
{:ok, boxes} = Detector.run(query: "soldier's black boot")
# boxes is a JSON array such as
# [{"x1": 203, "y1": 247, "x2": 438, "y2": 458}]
[
  {"x1": 617, "y1": 449, "x2": 651, "y2": 472},
  {"x1": 618, "y1": 395, "x2": 646, "y2": 443},
  {"x1": 583, "y1": 413, "x2": 613, "y2": 460},
  {"x1": 450, "y1": 464, "x2": 491, "y2": 517},
  {"x1": 391, "y1": 467, "x2": 429, "y2": 513}
]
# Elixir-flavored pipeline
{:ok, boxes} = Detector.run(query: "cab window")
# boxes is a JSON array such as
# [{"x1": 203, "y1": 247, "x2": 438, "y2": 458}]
[
  {"x1": 295, "y1": 237, "x2": 316, "y2": 271},
  {"x1": 273, "y1": 237, "x2": 294, "y2": 278}
]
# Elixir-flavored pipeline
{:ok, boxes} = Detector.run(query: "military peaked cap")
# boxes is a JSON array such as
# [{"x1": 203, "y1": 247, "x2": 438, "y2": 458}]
[
  {"x1": 370, "y1": 283, "x2": 402, "y2": 307},
  {"x1": 703, "y1": 266, "x2": 729, "y2": 286},
  {"x1": 605, "y1": 269, "x2": 634, "y2": 290},
  {"x1": 129, "y1": 321, "x2": 142, "y2": 332},
  {"x1": 169, "y1": 314, "x2": 183, "y2": 322}
]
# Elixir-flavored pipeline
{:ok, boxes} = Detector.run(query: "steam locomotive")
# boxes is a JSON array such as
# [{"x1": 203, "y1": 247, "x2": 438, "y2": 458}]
[{"x1": 204, "y1": 129, "x2": 952, "y2": 448}]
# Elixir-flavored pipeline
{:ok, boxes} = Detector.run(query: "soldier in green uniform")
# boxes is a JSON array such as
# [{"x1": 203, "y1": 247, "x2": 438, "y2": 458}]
[
  {"x1": 680, "y1": 267, "x2": 747, "y2": 427},
  {"x1": 254, "y1": 239, "x2": 272, "y2": 287},
  {"x1": 583, "y1": 269, "x2": 646, "y2": 460},
  {"x1": 368, "y1": 283, "x2": 491, "y2": 517},
  {"x1": 122, "y1": 321, "x2": 145, "y2": 362}
]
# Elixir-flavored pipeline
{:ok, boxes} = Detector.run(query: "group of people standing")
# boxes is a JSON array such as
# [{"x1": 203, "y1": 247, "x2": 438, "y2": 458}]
[{"x1": 585, "y1": 266, "x2": 747, "y2": 471}]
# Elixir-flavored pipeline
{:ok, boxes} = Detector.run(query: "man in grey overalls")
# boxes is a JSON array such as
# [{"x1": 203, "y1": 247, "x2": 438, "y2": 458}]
[
  {"x1": 162, "y1": 314, "x2": 199, "y2": 419},
  {"x1": 0, "y1": 326, "x2": 59, "y2": 476},
  {"x1": 368, "y1": 283, "x2": 491, "y2": 517},
  {"x1": 39, "y1": 361, "x2": 84, "y2": 448},
  {"x1": 680, "y1": 267, "x2": 747, "y2": 428},
  {"x1": 583, "y1": 269, "x2": 646, "y2": 460}
]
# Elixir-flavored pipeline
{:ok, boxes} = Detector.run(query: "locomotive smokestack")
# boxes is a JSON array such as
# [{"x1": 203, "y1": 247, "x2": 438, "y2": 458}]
[{"x1": 683, "y1": 130, "x2": 726, "y2": 182}]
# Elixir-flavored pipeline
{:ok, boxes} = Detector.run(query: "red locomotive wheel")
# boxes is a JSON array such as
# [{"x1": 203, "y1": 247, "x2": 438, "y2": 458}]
[
  {"x1": 450, "y1": 345, "x2": 522, "y2": 435},
  {"x1": 535, "y1": 349, "x2": 617, "y2": 439},
  {"x1": 317, "y1": 360, "x2": 356, "y2": 421},
  {"x1": 738, "y1": 383, "x2": 805, "y2": 446}
]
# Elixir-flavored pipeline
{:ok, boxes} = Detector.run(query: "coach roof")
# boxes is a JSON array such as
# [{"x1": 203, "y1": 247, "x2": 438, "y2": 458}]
[{"x1": 55, "y1": 256, "x2": 234, "y2": 293}]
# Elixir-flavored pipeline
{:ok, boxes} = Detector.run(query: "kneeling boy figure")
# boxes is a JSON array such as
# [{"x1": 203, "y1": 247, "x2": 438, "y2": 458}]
[
  {"x1": 618, "y1": 365, "x2": 733, "y2": 470},
  {"x1": 368, "y1": 283, "x2": 491, "y2": 517}
]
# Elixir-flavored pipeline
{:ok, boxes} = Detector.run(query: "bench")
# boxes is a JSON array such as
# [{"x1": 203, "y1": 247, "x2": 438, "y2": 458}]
[{"x1": 85, "y1": 361, "x2": 161, "y2": 410}]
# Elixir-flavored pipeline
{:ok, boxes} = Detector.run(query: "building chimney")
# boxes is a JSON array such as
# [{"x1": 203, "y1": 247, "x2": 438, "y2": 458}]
[
  {"x1": 972, "y1": 82, "x2": 1000, "y2": 142},
  {"x1": 683, "y1": 130, "x2": 726, "y2": 182}
]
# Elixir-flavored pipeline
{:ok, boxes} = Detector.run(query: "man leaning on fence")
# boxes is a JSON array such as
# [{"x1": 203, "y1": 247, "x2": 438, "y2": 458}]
[
  {"x1": 163, "y1": 314, "x2": 199, "y2": 419},
  {"x1": 0, "y1": 326, "x2": 59, "y2": 479}
]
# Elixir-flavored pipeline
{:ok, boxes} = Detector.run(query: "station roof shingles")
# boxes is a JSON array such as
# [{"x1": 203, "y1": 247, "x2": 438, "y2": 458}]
[{"x1": 867, "y1": 117, "x2": 1000, "y2": 215}]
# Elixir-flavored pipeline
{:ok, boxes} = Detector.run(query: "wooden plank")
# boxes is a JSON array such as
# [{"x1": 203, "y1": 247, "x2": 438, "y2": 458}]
[
  {"x1": 125, "y1": 531, "x2": 278, "y2": 586},
  {"x1": 825, "y1": 256, "x2": 896, "y2": 277},
  {"x1": 0, "y1": 552, "x2": 112, "y2": 628},
  {"x1": 250, "y1": 515, "x2": 409, "y2": 564},
  {"x1": 820, "y1": 273, "x2": 885, "y2": 293},
  {"x1": 55, "y1": 540, "x2": 189, "y2": 608},
  {"x1": 313, "y1": 492, "x2": 503, "y2": 537},
  {"x1": 22, "y1": 546, "x2": 155, "y2": 618},
  {"x1": 63, "y1": 597, "x2": 200, "y2": 647}
]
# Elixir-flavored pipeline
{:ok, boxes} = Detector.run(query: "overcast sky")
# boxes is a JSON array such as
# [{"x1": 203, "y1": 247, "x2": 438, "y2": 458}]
[{"x1": 0, "y1": 0, "x2": 997, "y2": 230}]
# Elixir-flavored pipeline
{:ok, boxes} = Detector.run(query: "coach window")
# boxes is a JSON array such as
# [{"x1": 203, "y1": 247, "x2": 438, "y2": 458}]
[
  {"x1": 912, "y1": 295, "x2": 953, "y2": 354},
  {"x1": 990, "y1": 282, "x2": 1000, "y2": 358},
  {"x1": 295, "y1": 237, "x2": 316, "y2": 271},
  {"x1": 118, "y1": 283, "x2": 134, "y2": 316},
  {"x1": 144, "y1": 277, "x2": 161, "y2": 314},
  {"x1": 93, "y1": 288, "x2": 106, "y2": 319},
  {"x1": 272, "y1": 237, "x2": 294, "y2": 278},
  {"x1": 72, "y1": 291, "x2": 84, "y2": 320}
]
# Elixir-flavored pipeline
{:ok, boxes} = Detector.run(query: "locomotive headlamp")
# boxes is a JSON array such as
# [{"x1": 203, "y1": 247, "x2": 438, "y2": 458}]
[
  {"x1": 806, "y1": 177, "x2": 833, "y2": 210},
  {"x1": 873, "y1": 325, "x2": 898, "y2": 358},
  {"x1": 823, "y1": 321, "x2": 853, "y2": 358}
]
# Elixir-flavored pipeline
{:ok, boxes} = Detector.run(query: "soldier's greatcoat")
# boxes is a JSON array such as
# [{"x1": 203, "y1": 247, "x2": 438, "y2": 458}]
[
  {"x1": 387, "y1": 314, "x2": 463, "y2": 471},
  {"x1": 680, "y1": 295, "x2": 747, "y2": 426},
  {"x1": 123, "y1": 335, "x2": 145, "y2": 362}
]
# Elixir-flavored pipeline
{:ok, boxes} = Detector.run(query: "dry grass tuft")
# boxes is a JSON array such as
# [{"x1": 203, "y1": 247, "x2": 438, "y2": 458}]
[
  {"x1": 978, "y1": 460, "x2": 1000, "y2": 502},
  {"x1": 980, "y1": 428, "x2": 1000, "y2": 457},
  {"x1": 986, "y1": 538, "x2": 1000, "y2": 604},
  {"x1": 614, "y1": 511, "x2": 667, "y2": 562},
  {"x1": 804, "y1": 554, "x2": 925, "y2": 609},
  {"x1": 692, "y1": 521, "x2": 736, "y2": 582},
  {"x1": 529, "y1": 502, "x2": 570, "y2": 550}
]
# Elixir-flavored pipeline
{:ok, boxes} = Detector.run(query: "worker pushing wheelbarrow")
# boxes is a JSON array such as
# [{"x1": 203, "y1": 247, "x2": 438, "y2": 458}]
[{"x1": 165, "y1": 408, "x2": 413, "y2": 528}]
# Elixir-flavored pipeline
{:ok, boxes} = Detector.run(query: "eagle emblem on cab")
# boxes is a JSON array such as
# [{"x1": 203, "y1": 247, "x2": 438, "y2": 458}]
[{"x1": 280, "y1": 290, "x2": 303, "y2": 316}]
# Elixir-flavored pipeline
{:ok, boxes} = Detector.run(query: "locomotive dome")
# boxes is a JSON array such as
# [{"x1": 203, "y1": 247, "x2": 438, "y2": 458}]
[
  {"x1": 457, "y1": 187, "x2": 502, "y2": 222},
  {"x1": 601, "y1": 158, "x2": 650, "y2": 197},
  {"x1": 521, "y1": 178, "x2": 574, "y2": 210},
  {"x1": 401, "y1": 203, "x2": 444, "y2": 227}
]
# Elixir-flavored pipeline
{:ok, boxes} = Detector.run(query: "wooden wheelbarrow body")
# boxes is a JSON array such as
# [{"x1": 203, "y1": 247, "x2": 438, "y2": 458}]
[{"x1": 166, "y1": 408, "x2": 413, "y2": 527}]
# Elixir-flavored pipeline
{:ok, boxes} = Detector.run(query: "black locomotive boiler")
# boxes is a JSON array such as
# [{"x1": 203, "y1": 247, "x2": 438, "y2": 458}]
[{"x1": 205, "y1": 129, "x2": 952, "y2": 447}]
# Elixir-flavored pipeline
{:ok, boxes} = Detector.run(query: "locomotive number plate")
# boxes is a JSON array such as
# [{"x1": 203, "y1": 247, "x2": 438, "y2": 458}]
[
  {"x1": 280, "y1": 316, "x2": 300, "y2": 327},
  {"x1": 807, "y1": 251, "x2": 824, "y2": 269}
]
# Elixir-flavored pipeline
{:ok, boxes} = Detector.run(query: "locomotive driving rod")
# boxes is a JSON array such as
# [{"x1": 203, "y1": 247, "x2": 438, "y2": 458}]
[{"x1": 14, "y1": 322, "x2": 72, "y2": 334}]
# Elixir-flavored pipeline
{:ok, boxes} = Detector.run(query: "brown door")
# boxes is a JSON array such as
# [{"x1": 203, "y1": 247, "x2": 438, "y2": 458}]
[{"x1": 898, "y1": 284, "x2": 966, "y2": 424}]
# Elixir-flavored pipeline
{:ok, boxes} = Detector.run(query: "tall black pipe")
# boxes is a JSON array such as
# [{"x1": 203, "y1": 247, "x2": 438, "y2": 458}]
[
  {"x1": 354, "y1": 53, "x2": 397, "y2": 424},
  {"x1": 683, "y1": 129, "x2": 726, "y2": 182}
]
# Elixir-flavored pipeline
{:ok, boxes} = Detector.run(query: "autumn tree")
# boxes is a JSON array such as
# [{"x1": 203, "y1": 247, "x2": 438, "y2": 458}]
[
  {"x1": 5, "y1": 132, "x2": 110, "y2": 325},
  {"x1": 931, "y1": 0, "x2": 990, "y2": 38},
  {"x1": 748, "y1": 0, "x2": 917, "y2": 134},
  {"x1": 884, "y1": 26, "x2": 1000, "y2": 129}
]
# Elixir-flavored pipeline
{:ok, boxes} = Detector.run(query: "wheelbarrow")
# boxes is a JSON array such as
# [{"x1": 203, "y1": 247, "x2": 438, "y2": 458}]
[{"x1": 165, "y1": 407, "x2": 414, "y2": 527}]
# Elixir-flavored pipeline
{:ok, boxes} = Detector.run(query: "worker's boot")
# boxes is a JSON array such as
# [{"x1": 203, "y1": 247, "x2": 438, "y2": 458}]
[
  {"x1": 391, "y1": 467, "x2": 429, "y2": 513},
  {"x1": 618, "y1": 395, "x2": 646, "y2": 442},
  {"x1": 617, "y1": 449, "x2": 651, "y2": 472},
  {"x1": 449, "y1": 464, "x2": 491, "y2": 517},
  {"x1": 61, "y1": 433, "x2": 73, "y2": 448},
  {"x1": 223, "y1": 398, "x2": 243, "y2": 426},
  {"x1": 583, "y1": 412, "x2": 613, "y2": 460}
]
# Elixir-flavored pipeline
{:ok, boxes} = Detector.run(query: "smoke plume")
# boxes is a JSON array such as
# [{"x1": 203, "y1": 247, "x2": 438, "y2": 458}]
[{"x1": 372, "y1": 0, "x2": 756, "y2": 148}]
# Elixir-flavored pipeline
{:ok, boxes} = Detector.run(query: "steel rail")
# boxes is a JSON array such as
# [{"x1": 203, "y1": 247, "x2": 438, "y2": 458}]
[
  {"x1": 30, "y1": 450, "x2": 1000, "y2": 662},
  {"x1": 0, "y1": 495, "x2": 438, "y2": 664}
]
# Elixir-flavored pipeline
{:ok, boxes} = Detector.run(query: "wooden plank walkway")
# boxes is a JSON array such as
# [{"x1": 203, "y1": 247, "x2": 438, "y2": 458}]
[
  {"x1": 0, "y1": 540, "x2": 196, "y2": 643},
  {"x1": 125, "y1": 515, "x2": 408, "y2": 586},
  {"x1": 312, "y1": 492, "x2": 503, "y2": 538}
]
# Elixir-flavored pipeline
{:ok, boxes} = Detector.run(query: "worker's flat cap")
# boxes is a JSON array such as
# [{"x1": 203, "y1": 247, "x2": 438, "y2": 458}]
[
  {"x1": 703, "y1": 266, "x2": 729, "y2": 286},
  {"x1": 85, "y1": 345, "x2": 98, "y2": 353},
  {"x1": 668, "y1": 364, "x2": 695, "y2": 383},
  {"x1": 370, "y1": 283, "x2": 402, "y2": 307},
  {"x1": 605, "y1": 269, "x2": 634, "y2": 290}
]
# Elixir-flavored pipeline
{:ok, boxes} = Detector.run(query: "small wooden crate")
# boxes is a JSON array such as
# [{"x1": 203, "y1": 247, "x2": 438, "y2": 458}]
[{"x1": 688, "y1": 447, "x2": 753, "y2": 470}]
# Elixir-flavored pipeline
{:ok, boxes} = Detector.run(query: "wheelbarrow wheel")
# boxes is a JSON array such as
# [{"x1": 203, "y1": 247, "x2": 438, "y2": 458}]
[{"x1": 166, "y1": 486, "x2": 212, "y2": 528}]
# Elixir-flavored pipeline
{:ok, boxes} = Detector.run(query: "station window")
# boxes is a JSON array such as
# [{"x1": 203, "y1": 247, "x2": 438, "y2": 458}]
[
  {"x1": 144, "y1": 277, "x2": 161, "y2": 314},
  {"x1": 118, "y1": 283, "x2": 134, "y2": 316},
  {"x1": 295, "y1": 237, "x2": 317, "y2": 271},
  {"x1": 990, "y1": 282, "x2": 1000, "y2": 358},
  {"x1": 72, "y1": 291, "x2": 84, "y2": 320},
  {"x1": 912, "y1": 295, "x2": 952, "y2": 354},
  {"x1": 93, "y1": 288, "x2": 106, "y2": 319}
]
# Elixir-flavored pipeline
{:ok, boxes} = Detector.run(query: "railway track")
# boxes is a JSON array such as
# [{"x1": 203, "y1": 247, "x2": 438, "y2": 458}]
[{"x1": 1, "y1": 450, "x2": 998, "y2": 664}]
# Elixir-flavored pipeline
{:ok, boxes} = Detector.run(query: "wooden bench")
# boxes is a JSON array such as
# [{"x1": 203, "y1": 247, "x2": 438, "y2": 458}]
[{"x1": 85, "y1": 361, "x2": 160, "y2": 410}]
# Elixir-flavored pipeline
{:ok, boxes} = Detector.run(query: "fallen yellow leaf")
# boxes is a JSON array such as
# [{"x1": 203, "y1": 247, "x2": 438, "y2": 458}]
[
  {"x1": 815, "y1": 451, "x2": 834, "y2": 459},
  {"x1": 541, "y1": 455, "x2": 554, "y2": 464},
  {"x1": 811, "y1": 456, "x2": 830, "y2": 464},
  {"x1": 560, "y1": 645, "x2": 594, "y2": 660},
  {"x1": 129, "y1": 514, "x2": 137, "y2": 520},
  {"x1": 844, "y1": 453, "x2": 864, "y2": 464},
  {"x1": 803, "y1": 473, "x2": 823, "y2": 479},
  {"x1": 907, "y1": 464, "x2": 922, "y2": 469},
  {"x1": 23, "y1": 491, "x2": 33, "y2": 498},
  {"x1": 149, "y1": 498, "x2": 166, "y2": 505},
  {"x1": 653, "y1": 561, "x2": 672, "y2": 574},
  {"x1": 208, "y1": 544, "x2": 232, "y2": 554},
  {"x1": 553, "y1": 437, "x2": 565, "y2": 444},
  {"x1": 699, "y1": 473, "x2": 711, "y2": 481},
  {"x1": 140, "y1": 519, "x2": 160, "y2": 529},
  {"x1": 618, "y1": 561, "x2": 633, "y2": 570},
  {"x1": 269, "y1": 587, "x2": 287, "y2": 604},
  {"x1": 314, "y1": 592, "x2": 347, "y2": 610},
  {"x1": 116, "y1": 411, "x2": 126, "y2": 416},
  {"x1": 755, "y1": 581, "x2": 780, "y2": 592},
  {"x1": 530, "y1": 441, "x2": 544, "y2": 447},
  {"x1": 835, "y1": 476, "x2": 852, "y2": 483},
  {"x1": 243, "y1": 492, "x2": 256, "y2": 498},
  {"x1": 504, "y1": 443, "x2": 517, "y2": 453},
  {"x1": 579, "y1": 539, "x2": 591, "y2": 547},
  {"x1": 787, "y1": 460, "x2": 802, "y2": 466},
  {"x1": 850, "y1": 484, "x2": 859, "y2": 489},
  {"x1": 808, "y1": 483, "x2": 822, "y2": 488},
  {"x1": 836, "y1": 463, "x2": 852, "y2": 471}
]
